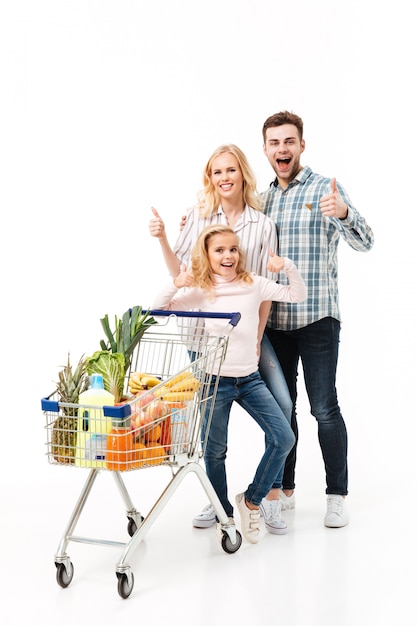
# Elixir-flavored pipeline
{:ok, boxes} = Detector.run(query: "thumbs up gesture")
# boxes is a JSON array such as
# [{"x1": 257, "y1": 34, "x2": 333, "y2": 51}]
[
  {"x1": 149, "y1": 207, "x2": 166, "y2": 238},
  {"x1": 266, "y1": 249, "x2": 285, "y2": 273},
  {"x1": 173, "y1": 264, "x2": 194, "y2": 289},
  {"x1": 319, "y1": 178, "x2": 348, "y2": 220}
]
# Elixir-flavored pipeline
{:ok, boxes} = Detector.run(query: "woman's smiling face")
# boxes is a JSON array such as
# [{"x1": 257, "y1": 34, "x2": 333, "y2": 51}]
[{"x1": 210, "y1": 152, "x2": 243, "y2": 204}]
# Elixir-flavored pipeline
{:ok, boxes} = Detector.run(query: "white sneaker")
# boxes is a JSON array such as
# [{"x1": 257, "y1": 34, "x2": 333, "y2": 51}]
[
  {"x1": 324, "y1": 495, "x2": 349, "y2": 528},
  {"x1": 260, "y1": 498, "x2": 288, "y2": 535},
  {"x1": 280, "y1": 490, "x2": 295, "y2": 510},
  {"x1": 235, "y1": 493, "x2": 261, "y2": 544},
  {"x1": 192, "y1": 503, "x2": 216, "y2": 528}
]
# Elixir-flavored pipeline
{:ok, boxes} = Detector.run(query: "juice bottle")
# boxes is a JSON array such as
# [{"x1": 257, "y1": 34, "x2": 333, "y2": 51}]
[
  {"x1": 106, "y1": 414, "x2": 133, "y2": 471},
  {"x1": 167, "y1": 402, "x2": 187, "y2": 454},
  {"x1": 75, "y1": 374, "x2": 115, "y2": 468}
]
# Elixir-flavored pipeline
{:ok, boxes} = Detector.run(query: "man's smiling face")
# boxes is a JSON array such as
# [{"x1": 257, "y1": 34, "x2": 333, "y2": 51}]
[{"x1": 263, "y1": 124, "x2": 305, "y2": 189}]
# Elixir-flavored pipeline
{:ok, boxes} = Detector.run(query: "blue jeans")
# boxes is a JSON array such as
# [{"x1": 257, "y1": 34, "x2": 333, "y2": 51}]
[
  {"x1": 266, "y1": 317, "x2": 348, "y2": 495},
  {"x1": 202, "y1": 371, "x2": 295, "y2": 517},
  {"x1": 259, "y1": 334, "x2": 293, "y2": 424}
]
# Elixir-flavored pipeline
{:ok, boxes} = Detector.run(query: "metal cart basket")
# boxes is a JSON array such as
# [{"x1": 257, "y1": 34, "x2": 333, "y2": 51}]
[{"x1": 42, "y1": 311, "x2": 242, "y2": 598}]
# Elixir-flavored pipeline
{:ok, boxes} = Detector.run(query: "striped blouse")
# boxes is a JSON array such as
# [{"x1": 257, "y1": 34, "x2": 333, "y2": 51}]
[{"x1": 173, "y1": 205, "x2": 278, "y2": 279}]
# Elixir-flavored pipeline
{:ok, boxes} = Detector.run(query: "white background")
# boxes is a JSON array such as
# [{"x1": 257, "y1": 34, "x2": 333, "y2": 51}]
[{"x1": 1, "y1": 1, "x2": 416, "y2": 623}]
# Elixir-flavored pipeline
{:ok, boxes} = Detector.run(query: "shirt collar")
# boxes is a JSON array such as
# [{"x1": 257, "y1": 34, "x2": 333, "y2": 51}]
[
  {"x1": 218, "y1": 204, "x2": 259, "y2": 224},
  {"x1": 271, "y1": 165, "x2": 312, "y2": 189}
]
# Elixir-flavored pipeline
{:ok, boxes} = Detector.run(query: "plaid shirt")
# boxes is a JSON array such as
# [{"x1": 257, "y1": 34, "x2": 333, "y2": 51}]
[{"x1": 262, "y1": 166, "x2": 374, "y2": 331}]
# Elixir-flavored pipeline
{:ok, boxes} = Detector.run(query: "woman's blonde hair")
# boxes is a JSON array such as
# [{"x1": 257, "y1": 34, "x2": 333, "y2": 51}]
[
  {"x1": 196, "y1": 144, "x2": 263, "y2": 217},
  {"x1": 191, "y1": 224, "x2": 253, "y2": 297}
]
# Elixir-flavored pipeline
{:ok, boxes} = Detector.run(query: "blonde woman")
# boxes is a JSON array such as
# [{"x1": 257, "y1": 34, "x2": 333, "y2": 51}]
[{"x1": 149, "y1": 144, "x2": 294, "y2": 528}]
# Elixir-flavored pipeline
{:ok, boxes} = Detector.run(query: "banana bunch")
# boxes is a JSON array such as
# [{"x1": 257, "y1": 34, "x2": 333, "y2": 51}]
[
  {"x1": 128, "y1": 372, "x2": 161, "y2": 394},
  {"x1": 156, "y1": 371, "x2": 200, "y2": 403}
]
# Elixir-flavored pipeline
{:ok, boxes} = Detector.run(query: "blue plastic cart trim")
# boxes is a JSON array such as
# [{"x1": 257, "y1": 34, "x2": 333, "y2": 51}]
[
  {"x1": 41, "y1": 397, "x2": 131, "y2": 417},
  {"x1": 42, "y1": 398, "x2": 59, "y2": 412},
  {"x1": 150, "y1": 310, "x2": 241, "y2": 327},
  {"x1": 104, "y1": 404, "x2": 131, "y2": 418}
]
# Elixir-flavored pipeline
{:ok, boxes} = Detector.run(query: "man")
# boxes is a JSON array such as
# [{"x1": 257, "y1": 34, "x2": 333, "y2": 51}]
[{"x1": 262, "y1": 111, "x2": 374, "y2": 527}]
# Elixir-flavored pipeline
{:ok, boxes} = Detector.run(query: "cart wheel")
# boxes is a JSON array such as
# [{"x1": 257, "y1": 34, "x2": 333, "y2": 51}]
[
  {"x1": 55, "y1": 561, "x2": 74, "y2": 588},
  {"x1": 117, "y1": 571, "x2": 134, "y2": 599},
  {"x1": 127, "y1": 515, "x2": 144, "y2": 537},
  {"x1": 221, "y1": 529, "x2": 242, "y2": 554}
]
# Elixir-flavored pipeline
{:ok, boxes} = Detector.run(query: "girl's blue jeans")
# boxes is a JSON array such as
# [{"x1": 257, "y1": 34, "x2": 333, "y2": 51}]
[{"x1": 202, "y1": 371, "x2": 295, "y2": 518}]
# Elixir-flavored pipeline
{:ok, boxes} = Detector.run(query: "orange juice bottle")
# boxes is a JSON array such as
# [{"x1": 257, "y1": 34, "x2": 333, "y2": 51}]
[{"x1": 106, "y1": 414, "x2": 133, "y2": 471}]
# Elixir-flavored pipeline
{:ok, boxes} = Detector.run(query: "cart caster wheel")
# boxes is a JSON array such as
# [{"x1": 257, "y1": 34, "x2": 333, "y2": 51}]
[
  {"x1": 221, "y1": 529, "x2": 242, "y2": 554},
  {"x1": 55, "y1": 561, "x2": 74, "y2": 588},
  {"x1": 127, "y1": 516, "x2": 144, "y2": 537},
  {"x1": 117, "y1": 571, "x2": 134, "y2": 599}
]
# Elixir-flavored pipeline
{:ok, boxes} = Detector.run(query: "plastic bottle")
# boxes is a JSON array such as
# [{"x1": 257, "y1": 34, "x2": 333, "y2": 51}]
[
  {"x1": 106, "y1": 414, "x2": 133, "y2": 472},
  {"x1": 75, "y1": 374, "x2": 115, "y2": 468},
  {"x1": 167, "y1": 402, "x2": 187, "y2": 454}
]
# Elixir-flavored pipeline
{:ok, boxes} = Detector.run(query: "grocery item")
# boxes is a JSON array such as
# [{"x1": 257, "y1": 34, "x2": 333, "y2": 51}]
[
  {"x1": 75, "y1": 374, "x2": 115, "y2": 468},
  {"x1": 106, "y1": 413, "x2": 133, "y2": 471},
  {"x1": 53, "y1": 354, "x2": 88, "y2": 464}
]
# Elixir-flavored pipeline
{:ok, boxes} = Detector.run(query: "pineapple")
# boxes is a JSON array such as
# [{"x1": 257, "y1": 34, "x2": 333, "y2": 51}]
[{"x1": 52, "y1": 354, "x2": 89, "y2": 464}]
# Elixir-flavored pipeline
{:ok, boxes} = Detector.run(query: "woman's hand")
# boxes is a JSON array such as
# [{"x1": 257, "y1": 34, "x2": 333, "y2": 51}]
[{"x1": 149, "y1": 207, "x2": 166, "y2": 238}]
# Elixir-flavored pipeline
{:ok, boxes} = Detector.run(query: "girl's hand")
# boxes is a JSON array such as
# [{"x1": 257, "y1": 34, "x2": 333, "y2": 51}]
[
  {"x1": 173, "y1": 264, "x2": 194, "y2": 288},
  {"x1": 266, "y1": 249, "x2": 285, "y2": 273},
  {"x1": 149, "y1": 207, "x2": 166, "y2": 238}
]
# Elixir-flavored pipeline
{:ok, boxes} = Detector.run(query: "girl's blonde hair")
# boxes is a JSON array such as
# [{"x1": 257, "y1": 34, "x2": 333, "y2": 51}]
[
  {"x1": 196, "y1": 144, "x2": 263, "y2": 217},
  {"x1": 191, "y1": 224, "x2": 253, "y2": 297}
]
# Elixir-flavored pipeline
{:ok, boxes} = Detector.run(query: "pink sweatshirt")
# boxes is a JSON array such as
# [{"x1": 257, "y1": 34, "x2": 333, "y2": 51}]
[{"x1": 152, "y1": 258, "x2": 307, "y2": 377}]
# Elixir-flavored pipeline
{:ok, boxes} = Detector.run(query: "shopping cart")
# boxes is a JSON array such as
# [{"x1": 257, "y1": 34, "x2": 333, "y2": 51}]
[{"x1": 42, "y1": 311, "x2": 242, "y2": 598}]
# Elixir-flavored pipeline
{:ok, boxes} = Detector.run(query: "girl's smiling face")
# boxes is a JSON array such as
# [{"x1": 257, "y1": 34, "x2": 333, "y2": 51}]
[{"x1": 207, "y1": 232, "x2": 239, "y2": 277}]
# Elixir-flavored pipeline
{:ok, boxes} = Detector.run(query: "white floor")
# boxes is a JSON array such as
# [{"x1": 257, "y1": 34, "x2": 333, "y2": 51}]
[{"x1": 2, "y1": 395, "x2": 415, "y2": 626}]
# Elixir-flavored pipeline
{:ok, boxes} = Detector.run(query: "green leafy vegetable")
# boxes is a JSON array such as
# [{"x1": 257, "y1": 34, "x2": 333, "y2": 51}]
[
  {"x1": 85, "y1": 351, "x2": 125, "y2": 403},
  {"x1": 99, "y1": 306, "x2": 157, "y2": 374}
]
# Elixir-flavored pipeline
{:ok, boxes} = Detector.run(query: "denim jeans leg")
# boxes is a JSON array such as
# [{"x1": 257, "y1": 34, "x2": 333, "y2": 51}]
[
  {"x1": 236, "y1": 372, "x2": 295, "y2": 506},
  {"x1": 298, "y1": 317, "x2": 348, "y2": 495},
  {"x1": 265, "y1": 327, "x2": 300, "y2": 490},
  {"x1": 203, "y1": 378, "x2": 236, "y2": 518},
  {"x1": 259, "y1": 334, "x2": 293, "y2": 424}
]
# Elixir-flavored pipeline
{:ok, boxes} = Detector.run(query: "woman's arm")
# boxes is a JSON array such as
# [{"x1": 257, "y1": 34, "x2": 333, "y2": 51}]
[{"x1": 149, "y1": 207, "x2": 182, "y2": 276}]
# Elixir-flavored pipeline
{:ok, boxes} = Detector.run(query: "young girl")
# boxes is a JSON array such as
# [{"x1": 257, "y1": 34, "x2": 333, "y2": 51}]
[{"x1": 152, "y1": 224, "x2": 307, "y2": 544}]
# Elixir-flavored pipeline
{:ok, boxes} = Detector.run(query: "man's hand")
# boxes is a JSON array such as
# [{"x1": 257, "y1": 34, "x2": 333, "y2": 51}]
[
  {"x1": 173, "y1": 264, "x2": 194, "y2": 288},
  {"x1": 266, "y1": 249, "x2": 285, "y2": 273},
  {"x1": 149, "y1": 207, "x2": 166, "y2": 238},
  {"x1": 319, "y1": 178, "x2": 348, "y2": 219}
]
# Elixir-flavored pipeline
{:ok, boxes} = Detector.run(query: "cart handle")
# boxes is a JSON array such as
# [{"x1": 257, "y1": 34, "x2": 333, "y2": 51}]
[{"x1": 149, "y1": 310, "x2": 241, "y2": 327}]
